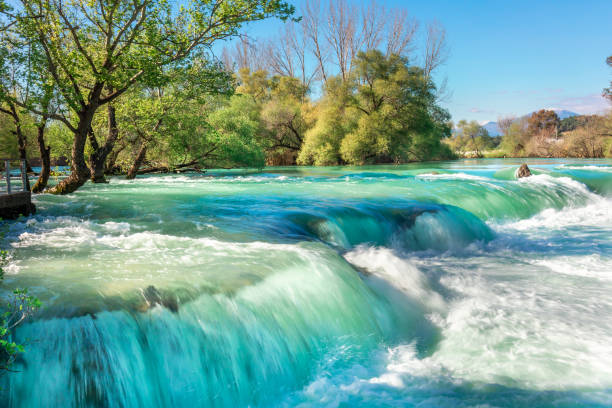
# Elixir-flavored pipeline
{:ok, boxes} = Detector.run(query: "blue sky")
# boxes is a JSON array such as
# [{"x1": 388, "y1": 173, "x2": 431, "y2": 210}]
[{"x1": 231, "y1": 0, "x2": 612, "y2": 123}]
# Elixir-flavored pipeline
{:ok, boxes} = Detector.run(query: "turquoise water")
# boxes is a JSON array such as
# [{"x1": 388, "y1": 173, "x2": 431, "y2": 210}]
[{"x1": 1, "y1": 158, "x2": 611, "y2": 407}]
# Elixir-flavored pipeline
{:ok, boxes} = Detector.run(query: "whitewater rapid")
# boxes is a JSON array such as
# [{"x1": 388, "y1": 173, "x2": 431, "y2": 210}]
[{"x1": 1, "y1": 159, "x2": 611, "y2": 407}]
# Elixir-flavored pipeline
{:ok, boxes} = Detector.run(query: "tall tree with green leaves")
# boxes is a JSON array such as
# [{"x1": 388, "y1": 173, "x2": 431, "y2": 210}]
[
  {"x1": 115, "y1": 58, "x2": 236, "y2": 178},
  {"x1": 0, "y1": 29, "x2": 33, "y2": 175},
  {"x1": 0, "y1": 19, "x2": 63, "y2": 192},
  {"x1": 447, "y1": 120, "x2": 497, "y2": 157},
  {"x1": 297, "y1": 77, "x2": 358, "y2": 166},
  {"x1": 3, "y1": 0, "x2": 294, "y2": 194},
  {"x1": 234, "y1": 69, "x2": 314, "y2": 165},
  {"x1": 527, "y1": 109, "x2": 560, "y2": 139},
  {"x1": 299, "y1": 50, "x2": 452, "y2": 166}
]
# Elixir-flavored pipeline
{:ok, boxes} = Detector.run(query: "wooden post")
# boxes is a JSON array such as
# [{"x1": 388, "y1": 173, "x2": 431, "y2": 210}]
[
  {"x1": 5, "y1": 160, "x2": 11, "y2": 194},
  {"x1": 20, "y1": 159, "x2": 30, "y2": 192}
]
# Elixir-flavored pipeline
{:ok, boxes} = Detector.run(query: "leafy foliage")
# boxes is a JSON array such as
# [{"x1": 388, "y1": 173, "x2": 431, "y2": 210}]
[
  {"x1": 527, "y1": 110, "x2": 560, "y2": 137},
  {"x1": 0, "y1": 0, "x2": 295, "y2": 193},
  {"x1": 0, "y1": 249, "x2": 41, "y2": 373},
  {"x1": 446, "y1": 120, "x2": 499, "y2": 157},
  {"x1": 299, "y1": 50, "x2": 452, "y2": 165},
  {"x1": 494, "y1": 113, "x2": 612, "y2": 158}
]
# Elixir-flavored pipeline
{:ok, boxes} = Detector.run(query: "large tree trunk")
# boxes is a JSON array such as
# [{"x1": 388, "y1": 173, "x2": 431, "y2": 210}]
[
  {"x1": 47, "y1": 108, "x2": 96, "y2": 195},
  {"x1": 31, "y1": 124, "x2": 51, "y2": 193},
  {"x1": 89, "y1": 104, "x2": 119, "y2": 183},
  {"x1": 126, "y1": 142, "x2": 148, "y2": 180},
  {"x1": 126, "y1": 119, "x2": 162, "y2": 179},
  {"x1": 105, "y1": 142, "x2": 125, "y2": 175},
  {"x1": 9, "y1": 104, "x2": 34, "y2": 176}
]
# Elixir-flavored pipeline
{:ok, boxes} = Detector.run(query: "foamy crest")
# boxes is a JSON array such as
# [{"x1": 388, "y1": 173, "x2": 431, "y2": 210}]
[
  {"x1": 503, "y1": 198, "x2": 611, "y2": 231},
  {"x1": 531, "y1": 255, "x2": 612, "y2": 281},
  {"x1": 344, "y1": 246, "x2": 445, "y2": 312},
  {"x1": 428, "y1": 261, "x2": 612, "y2": 390},
  {"x1": 557, "y1": 165, "x2": 612, "y2": 172},
  {"x1": 416, "y1": 172, "x2": 490, "y2": 181}
]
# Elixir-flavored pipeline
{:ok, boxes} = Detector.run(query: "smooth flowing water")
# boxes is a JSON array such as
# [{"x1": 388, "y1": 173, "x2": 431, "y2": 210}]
[{"x1": 1, "y1": 158, "x2": 611, "y2": 407}]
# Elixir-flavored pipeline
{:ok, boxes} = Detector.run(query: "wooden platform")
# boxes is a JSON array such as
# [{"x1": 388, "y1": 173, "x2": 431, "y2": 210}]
[
  {"x1": 1, "y1": 159, "x2": 36, "y2": 220},
  {"x1": 0, "y1": 191, "x2": 36, "y2": 219}
]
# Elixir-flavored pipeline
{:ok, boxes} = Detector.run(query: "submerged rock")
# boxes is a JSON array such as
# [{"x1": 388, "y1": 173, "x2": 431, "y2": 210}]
[
  {"x1": 516, "y1": 164, "x2": 532, "y2": 178},
  {"x1": 140, "y1": 285, "x2": 179, "y2": 313}
]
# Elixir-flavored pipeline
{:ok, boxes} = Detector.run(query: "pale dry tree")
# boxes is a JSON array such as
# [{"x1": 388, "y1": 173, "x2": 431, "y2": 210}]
[
  {"x1": 497, "y1": 116, "x2": 516, "y2": 136},
  {"x1": 360, "y1": 0, "x2": 386, "y2": 52},
  {"x1": 221, "y1": 36, "x2": 266, "y2": 73},
  {"x1": 385, "y1": 8, "x2": 418, "y2": 57},
  {"x1": 265, "y1": 21, "x2": 318, "y2": 90},
  {"x1": 325, "y1": 0, "x2": 357, "y2": 81},
  {"x1": 423, "y1": 20, "x2": 450, "y2": 79},
  {"x1": 302, "y1": 0, "x2": 330, "y2": 84}
]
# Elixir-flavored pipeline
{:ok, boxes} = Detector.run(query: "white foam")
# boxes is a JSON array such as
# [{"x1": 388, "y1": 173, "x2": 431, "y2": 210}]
[
  {"x1": 344, "y1": 246, "x2": 445, "y2": 312},
  {"x1": 416, "y1": 172, "x2": 490, "y2": 181},
  {"x1": 557, "y1": 165, "x2": 612, "y2": 172},
  {"x1": 516, "y1": 173, "x2": 595, "y2": 192},
  {"x1": 532, "y1": 255, "x2": 612, "y2": 281},
  {"x1": 111, "y1": 174, "x2": 294, "y2": 185},
  {"x1": 502, "y1": 197, "x2": 611, "y2": 231},
  {"x1": 427, "y1": 261, "x2": 612, "y2": 390}
]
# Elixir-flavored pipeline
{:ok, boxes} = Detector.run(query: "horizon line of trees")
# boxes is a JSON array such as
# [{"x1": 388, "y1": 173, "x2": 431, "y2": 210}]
[{"x1": 446, "y1": 109, "x2": 612, "y2": 159}]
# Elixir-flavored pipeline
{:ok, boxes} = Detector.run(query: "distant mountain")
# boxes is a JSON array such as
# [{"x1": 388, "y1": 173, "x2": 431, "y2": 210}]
[
  {"x1": 482, "y1": 121, "x2": 501, "y2": 136},
  {"x1": 546, "y1": 109, "x2": 578, "y2": 120},
  {"x1": 481, "y1": 109, "x2": 579, "y2": 137}
]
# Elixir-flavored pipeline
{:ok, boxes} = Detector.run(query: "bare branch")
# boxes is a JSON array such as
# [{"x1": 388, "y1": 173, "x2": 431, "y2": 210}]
[
  {"x1": 302, "y1": 0, "x2": 329, "y2": 83},
  {"x1": 423, "y1": 20, "x2": 449, "y2": 78},
  {"x1": 386, "y1": 9, "x2": 418, "y2": 57}
]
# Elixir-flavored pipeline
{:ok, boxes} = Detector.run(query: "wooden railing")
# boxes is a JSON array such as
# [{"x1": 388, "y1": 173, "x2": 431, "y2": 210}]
[{"x1": 0, "y1": 159, "x2": 30, "y2": 194}]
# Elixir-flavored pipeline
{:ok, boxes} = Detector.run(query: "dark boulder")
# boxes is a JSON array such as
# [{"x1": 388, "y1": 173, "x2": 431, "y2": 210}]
[
  {"x1": 516, "y1": 164, "x2": 532, "y2": 178},
  {"x1": 141, "y1": 285, "x2": 179, "y2": 313}
]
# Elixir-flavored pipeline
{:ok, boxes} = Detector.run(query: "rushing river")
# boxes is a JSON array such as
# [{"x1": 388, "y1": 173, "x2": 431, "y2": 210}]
[{"x1": 1, "y1": 158, "x2": 611, "y2": 407}]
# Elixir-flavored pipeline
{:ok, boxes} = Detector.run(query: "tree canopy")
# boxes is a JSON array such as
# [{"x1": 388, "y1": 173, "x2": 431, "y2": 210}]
[
  {"x1": 0, "y1": 0, "x2": 465, "y2": 195},
  {"x1": 1, "y1": 0, "x2": 294, "y2": 193},
  {"x1": 299, "y1": 50, "x2": 452, "y2": 165}
]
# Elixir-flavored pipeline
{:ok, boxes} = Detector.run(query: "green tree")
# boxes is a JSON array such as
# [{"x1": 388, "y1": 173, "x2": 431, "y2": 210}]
[
  {"x1": 527, "y1": 109, "x2": 560, "y2": 139},
  {"x1": 298, "y1": 77, "x2": 357, "y2": 165},
  {"x1": 260, "y1": 76, "x2": 313, "y2": 164},
  {"x1": 236, "y1": 69, "x2": 313, "y2": 164},
  {"x1": 114, "y1": 58, "x2": 239, "y2": 177},
  {"x1": 112, "y1": 61, "x2": 266, "y2": 177},
  {"x1": 300, "y1": 50, "x2": 452, "y2": 165},
  {"x1": 206, "y1": 95, "x2": 266, "y2": 168},
  {"x1": 0, "y1": 32, "x2": 34, "y2": 175},
  {"x1": 0, "y1": 23, "x2": 58, "y2": 192},
  {"x1": 447, "y1": 120, "x2": 497, "y2": 157},
  {"x1": 3, "y1": 0, "x2": 294, "y2": 194},
  {"x1": 500, "y1": 119, "x2": 529, "y2": 156}
]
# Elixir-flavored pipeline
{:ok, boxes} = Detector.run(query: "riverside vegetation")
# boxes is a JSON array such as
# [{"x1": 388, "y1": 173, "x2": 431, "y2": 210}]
[
  {"x1": 2, "y1": 0, "x2": 611, "y2": 193},
  {"x1": 0, "y1": 0, "x2": 455, "y2": 196},
  {"x1": 446, "y1": 109, "x2": 612, "y2": 159}
]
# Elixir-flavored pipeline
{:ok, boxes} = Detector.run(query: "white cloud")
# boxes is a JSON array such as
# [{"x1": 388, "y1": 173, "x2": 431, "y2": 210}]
[{"x1": 548, "y1": 93, "x2": 610, "y2": 115}]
